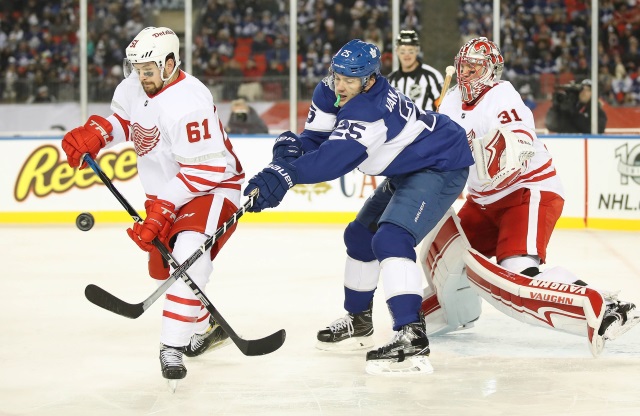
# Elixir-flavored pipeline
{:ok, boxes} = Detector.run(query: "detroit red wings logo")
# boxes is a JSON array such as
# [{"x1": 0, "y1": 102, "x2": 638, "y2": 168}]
[
  {"x1": 467, "y1": 129, "x2": 476, "y2": 151},
  {"x1": 484, "y1": 130, "x2": 506, "y2": 178},
  {"x1": 130, "y1": 123, "x2": 160, "y2": 156}
]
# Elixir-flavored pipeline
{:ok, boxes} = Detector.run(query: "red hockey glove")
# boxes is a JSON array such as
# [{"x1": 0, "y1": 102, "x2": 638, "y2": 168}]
[
  {"x1": 62, "y1": 115, "x2": 113, "y2": 169},
  {"x1": 127, "y1": 199, "x2": 177, "y2": 252}
]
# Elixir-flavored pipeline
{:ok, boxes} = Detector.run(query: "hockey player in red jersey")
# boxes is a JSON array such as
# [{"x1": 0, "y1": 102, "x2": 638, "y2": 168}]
[
  {"x1": 421, "y1": 37, "x2": 639, "y2": 356},
  {"x1": 61, "y1": 27, "x2": 245, "y2": 387}
]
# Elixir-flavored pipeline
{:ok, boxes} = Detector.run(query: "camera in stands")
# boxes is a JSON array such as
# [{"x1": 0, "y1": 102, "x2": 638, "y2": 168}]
[{"x1": 552, "y1": 81, "x2": 582, "y2": 112}]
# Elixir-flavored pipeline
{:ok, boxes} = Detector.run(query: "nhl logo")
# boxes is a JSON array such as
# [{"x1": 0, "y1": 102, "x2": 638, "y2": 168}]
[{"x1": 615, "y1": 143, "x2": 640, "y2": 185}]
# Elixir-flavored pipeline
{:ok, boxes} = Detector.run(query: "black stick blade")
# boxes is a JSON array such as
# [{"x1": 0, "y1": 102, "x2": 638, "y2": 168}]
[
  {"x1": 237, "y1": 329, "x2": 286, "y2": 356},
  {"x1": 85, "y1": 284, "x2": 144, "y2": 319}
]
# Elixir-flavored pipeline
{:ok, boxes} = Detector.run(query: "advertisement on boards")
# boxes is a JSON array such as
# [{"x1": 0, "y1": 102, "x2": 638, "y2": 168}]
[{"x1": 1, "y1": 134, "x2": 638, "y2": 229}]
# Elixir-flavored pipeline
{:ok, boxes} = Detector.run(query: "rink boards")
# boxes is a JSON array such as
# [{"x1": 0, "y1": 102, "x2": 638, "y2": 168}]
[{"x1": 0, "y1": 134, "x2": 638, "y2": 230}]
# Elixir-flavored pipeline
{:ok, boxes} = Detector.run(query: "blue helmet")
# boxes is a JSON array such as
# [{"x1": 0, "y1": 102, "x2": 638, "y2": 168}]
[{"x1": 330, "y1": 39, "x2": 381, "y2": 86}]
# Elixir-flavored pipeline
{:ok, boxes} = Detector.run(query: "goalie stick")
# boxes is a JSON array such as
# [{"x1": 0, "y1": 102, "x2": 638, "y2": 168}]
[
  {"x1": 82, "y1": 154, "x2": 285, "y2": 356},
  {"x1": 435, "y1": 65, "x2": 455, "y2": 112}
]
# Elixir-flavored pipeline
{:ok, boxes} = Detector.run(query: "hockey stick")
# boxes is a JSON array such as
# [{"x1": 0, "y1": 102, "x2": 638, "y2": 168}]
[
  {"x1": 435, "y1": 65, "x2": 455, "y2": 112},
  {"x1": 82, "y1": 154, "x2": 285, "y2": 356}
]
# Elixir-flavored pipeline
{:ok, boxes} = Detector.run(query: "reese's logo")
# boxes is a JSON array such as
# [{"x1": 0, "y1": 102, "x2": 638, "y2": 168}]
[{"x1": 14, "y1": 145, "x2": 137, "y2": 201}]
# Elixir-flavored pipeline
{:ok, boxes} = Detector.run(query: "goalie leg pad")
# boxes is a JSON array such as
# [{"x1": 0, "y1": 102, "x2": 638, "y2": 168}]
[
  {"x1": 419, "y1": 209, "x2": 482, "y2": 336},
  {"x1": 422, "y1": 273, "x2": 482, "y2": 336},
  {"x1": 464, "y1": 249, "x2": 606, "y2": 356}
]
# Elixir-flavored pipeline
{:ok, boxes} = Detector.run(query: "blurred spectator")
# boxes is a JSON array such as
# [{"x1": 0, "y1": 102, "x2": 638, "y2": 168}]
[
  {"x1": 519, "y1": 83, "x2": 537, "y2": 111},
  {"x1": 238, "y1": 56, "x2": 264, "y2": 101},
  {"x1": 299, "y1": 51, "x2": 324, "y2": 97},
  {"x1": 27, "y1": 85, "x2": 56, "y2": 103},
  {"x1": 225, "y1": 98, "x2": 269, "y2": 134},
  {"x1": 3, "y1": 58, "x2": 18, "y2": 102},
  {"x1": 251, "y1": 31, "x2": 270, "y2": 55},
  {"x1": 265, "y1": 37, "x2": 290, "y2": 71},
  {"x1": 222, "y1": 59, "x2": 244, "y2": 100}
]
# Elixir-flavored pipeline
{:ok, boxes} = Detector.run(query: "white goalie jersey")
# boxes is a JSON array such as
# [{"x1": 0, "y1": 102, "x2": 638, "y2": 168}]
[
  {"x1": 439, "y1": 80, "x2": 564, "y2": 205},
  {"x1": 104, "y1": 70, "x2": 244, "y2": 210}
]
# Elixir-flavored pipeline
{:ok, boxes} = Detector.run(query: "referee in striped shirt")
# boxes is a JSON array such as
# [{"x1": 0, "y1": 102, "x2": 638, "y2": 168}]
[{"x1": 387, "y1": 30, "x2": 444, "y2": 112}]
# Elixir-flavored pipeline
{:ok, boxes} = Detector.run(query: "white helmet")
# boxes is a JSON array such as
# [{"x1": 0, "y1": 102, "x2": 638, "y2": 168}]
[
  {"x1": 455, "y1": 37, "x2": 504, "y2": 103},
  {"x1": 124, "y1": 27, "x2": 181, "y2": 81}
]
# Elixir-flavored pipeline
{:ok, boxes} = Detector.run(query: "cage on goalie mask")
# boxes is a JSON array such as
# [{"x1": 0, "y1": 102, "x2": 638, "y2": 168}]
[
  {"x1": 325, "y1": 39, "x2": 381, "y2": 91},
  {"x1": 123, "y1": 26, "x2": 181, "y2": 82},
  {"x1": 455, "y1": 37, "x2": 504, "y2": 103}
]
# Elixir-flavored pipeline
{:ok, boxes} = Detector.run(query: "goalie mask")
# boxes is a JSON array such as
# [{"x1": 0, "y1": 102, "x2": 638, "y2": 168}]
[
  {"x1": 455, "y1": 37, "x2": 504, "y2": 103},
  {"x1": 325, "y1": 39, "x2": 381, "y2": 92},
  {"x1": 123, "y1": 27, "x2": 181, "y2": 82}
]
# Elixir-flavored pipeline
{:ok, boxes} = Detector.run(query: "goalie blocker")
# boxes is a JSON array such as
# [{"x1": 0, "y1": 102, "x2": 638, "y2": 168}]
[{"x1": 419, "y1": 209, "x2": 607, "y2": 357}]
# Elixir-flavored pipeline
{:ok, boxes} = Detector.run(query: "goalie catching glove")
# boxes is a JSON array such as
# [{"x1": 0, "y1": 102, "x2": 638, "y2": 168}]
[
  {"x1": 272, "y1": 130, "x2": 303, "y2": 163},
  {"x1": 127, "y1": 199, "x2": 178, "y2": 252},
  {"x1": 472, "y1": 127, "x2": 535, "y2": 190},
  {"x1": 244, "y1": 160, "x2": 298, "y2": 213},
  {"x1": 62, "y1": 115, "x2": 113, "y2": 169}
]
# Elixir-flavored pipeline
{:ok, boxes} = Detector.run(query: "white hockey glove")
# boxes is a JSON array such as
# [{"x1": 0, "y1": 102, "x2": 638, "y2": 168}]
[{"x1": 472, "y1": 127, "x2": 535, "y2": 190}]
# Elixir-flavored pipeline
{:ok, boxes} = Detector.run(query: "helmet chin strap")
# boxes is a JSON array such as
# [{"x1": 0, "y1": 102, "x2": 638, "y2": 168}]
[{"x1": 160, "y1": 63, "x2": 179, "y2": 84}]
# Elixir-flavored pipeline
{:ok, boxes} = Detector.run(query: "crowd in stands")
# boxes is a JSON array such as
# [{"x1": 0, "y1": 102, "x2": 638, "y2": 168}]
[
  {"x1": 0, "y1": 0, "x2": 417, "y2": 104},
  {"x1": 0, "y1": 0, "x2": 420, "y2": 102},
  {"x1": 3, "y1": 0, "x2": 640, "y2": 106},
  {"x1": 458, "y1": 0, "x2": 640, "y2": 106},
  {"x1": 190, "y1": 0, "x2": 418, "y2": 101}
]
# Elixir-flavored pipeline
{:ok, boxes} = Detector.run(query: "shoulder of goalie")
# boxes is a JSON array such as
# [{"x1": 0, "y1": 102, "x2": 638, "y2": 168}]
[
  {"x1": 419, "y1": 208, "x2": 482, "y2": 336},
  {"x1": 472, "y1": 127, "x2": 536, "y2": 190},
  {"x1": 464, "y1": 249, "x2": 607, "y2": 357}
]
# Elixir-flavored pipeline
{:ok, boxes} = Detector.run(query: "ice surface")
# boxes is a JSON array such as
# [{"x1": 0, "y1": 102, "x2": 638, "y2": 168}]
[{"x1": 1, "y1": 224, "x2": 639, "y2": 415}]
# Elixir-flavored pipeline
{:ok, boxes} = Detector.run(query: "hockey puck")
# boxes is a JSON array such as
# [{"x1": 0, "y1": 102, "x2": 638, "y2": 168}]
[{"x1": 76, "y1": 212, "x2": 95, "y2": 231}]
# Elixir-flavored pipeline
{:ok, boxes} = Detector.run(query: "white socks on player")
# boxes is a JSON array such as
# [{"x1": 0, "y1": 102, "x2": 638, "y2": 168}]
[
  {"x1": 380, "y1": 257, "x2": 423, "y2": 300},
  {"x1": 343, "y1": 256, "x2": 380, "y2": 292}
]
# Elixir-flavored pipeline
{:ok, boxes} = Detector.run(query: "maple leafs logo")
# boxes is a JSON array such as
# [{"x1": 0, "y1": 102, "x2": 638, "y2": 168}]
[
  {"x1": 130, "y1": 123, "x2": 160, "y2": 156},
  {"x1": 291, "y1": 182, "x2": 332, "y2": 201}
]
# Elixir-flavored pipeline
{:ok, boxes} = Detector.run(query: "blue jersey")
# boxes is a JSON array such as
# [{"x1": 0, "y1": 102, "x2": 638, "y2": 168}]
[{"x1": 292, "y1": 76, "x2": 474, "y2": 184}]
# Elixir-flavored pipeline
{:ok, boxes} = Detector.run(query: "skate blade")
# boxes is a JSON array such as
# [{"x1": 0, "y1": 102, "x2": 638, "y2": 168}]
[
  {"x1": 315, "y1": 336, "x2": 374, "y2": 352},
  {"x1": 200, "y1": 337, "x2": 233, "y2": 356},
  {"x1": 365, "y1": 355, "x2": 434, "y2": 376},
  {"x1": 167, "y1": 379, "x2": 179, "y2": 393},
  {"x1": 604, "y1": 314, "x2": 640, "y2": 341}
]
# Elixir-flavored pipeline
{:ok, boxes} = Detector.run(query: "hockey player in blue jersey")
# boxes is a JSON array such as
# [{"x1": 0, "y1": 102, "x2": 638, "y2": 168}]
[{"x1": 244, "y1": 39, "x2": 474, "y2": 375}]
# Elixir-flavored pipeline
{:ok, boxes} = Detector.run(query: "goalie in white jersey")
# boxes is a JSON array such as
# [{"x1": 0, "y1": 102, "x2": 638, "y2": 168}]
[
  {"x1": 423, "y1": 37, "x2": 639, "y2": 355},
  {"x1": 61, "y1": 27, "x2": 245, "y2": 382},
  {"x1": 243, "y1": 39, "x2": 474, "y2": 374}
]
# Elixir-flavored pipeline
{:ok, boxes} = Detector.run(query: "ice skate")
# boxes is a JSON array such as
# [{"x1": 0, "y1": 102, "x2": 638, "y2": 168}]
[
  {"x1": 184, "y1": 316, "x2": 231, "y2": 357},
  {"x1": 160, "y1": 344, "x2": 186, "y2": 392},
  {"x1": 365, "y1": 316, "x2": 433, "y2": 375},
  {"x1": 599, "y1": 300, "x2": 640, "y2": 341},
  {"x1": 316, "y1": 308, "x2": 374, "y2": 351}
]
